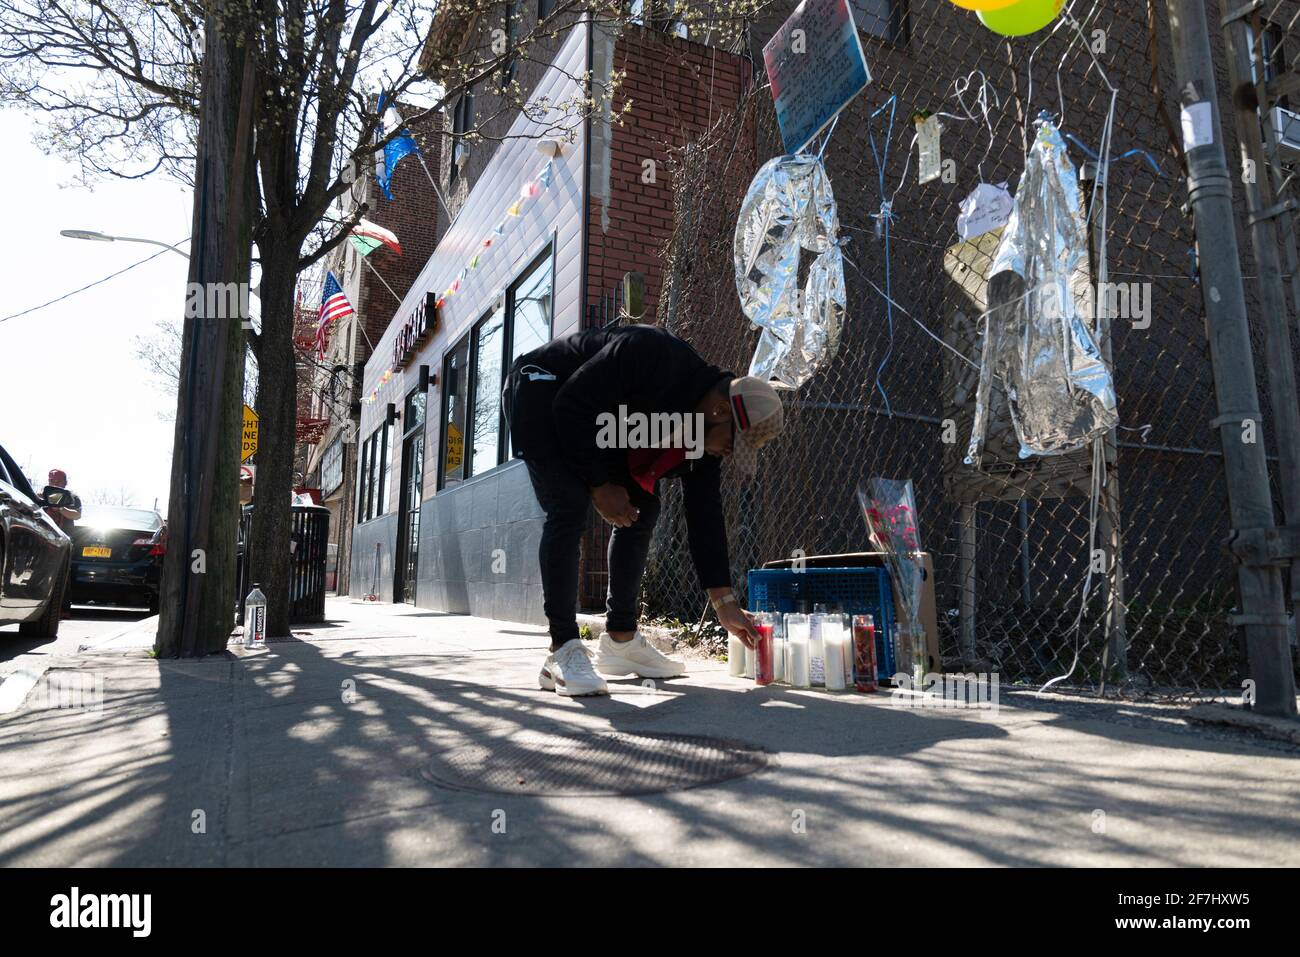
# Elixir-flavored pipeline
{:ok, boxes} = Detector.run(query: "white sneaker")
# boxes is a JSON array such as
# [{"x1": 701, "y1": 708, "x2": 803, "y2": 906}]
[
  {"x1": 595, "y1": 632, "x2": 686, "y2": 678},
  {"x1": 538, "y1": 640, "x2": 609, "y2": 696}
]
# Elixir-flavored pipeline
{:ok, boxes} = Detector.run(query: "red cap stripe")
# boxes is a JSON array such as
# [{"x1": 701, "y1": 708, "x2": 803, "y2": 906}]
[{"x1": 731, "y1": 394, "x2": 750, "y2": 431}]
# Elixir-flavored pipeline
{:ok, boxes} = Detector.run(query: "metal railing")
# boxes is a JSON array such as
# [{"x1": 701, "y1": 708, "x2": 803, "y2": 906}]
[{"x1": 236, "y1": 503, "x2": 331, "y2": 625}]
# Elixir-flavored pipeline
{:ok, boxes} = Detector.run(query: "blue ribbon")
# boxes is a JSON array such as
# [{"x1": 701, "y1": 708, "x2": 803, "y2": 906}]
[{"x1": 1062, "y1": 132, "x2": 1164, "y2": 177}]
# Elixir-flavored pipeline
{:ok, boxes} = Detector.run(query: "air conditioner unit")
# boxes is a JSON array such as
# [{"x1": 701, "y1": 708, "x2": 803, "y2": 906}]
[{"x1": 1270, "y1": 105, "x2": 1300, "y2": 157}]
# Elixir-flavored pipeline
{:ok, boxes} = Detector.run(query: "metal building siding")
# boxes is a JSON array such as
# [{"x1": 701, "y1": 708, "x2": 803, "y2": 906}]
[{"x1": 360, "y1": 23, "x2": 589, "y2": 501}]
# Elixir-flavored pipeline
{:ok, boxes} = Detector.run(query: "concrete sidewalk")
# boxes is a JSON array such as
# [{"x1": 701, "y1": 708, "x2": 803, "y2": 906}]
[{"x1": 1, "y1": 597, "x2": 1297, "y2": 867}]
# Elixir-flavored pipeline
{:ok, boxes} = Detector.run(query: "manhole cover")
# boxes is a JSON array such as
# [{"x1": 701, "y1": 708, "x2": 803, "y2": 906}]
[{"x1": 421, "y1": 731, "x2": 768, "y2": 796}]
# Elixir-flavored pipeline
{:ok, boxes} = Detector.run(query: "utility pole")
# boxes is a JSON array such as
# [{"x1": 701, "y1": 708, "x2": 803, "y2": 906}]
[
  {"x1": 1221, "y1": 2, "x2": 1300, "y2": 646},
  {"x1": 1166, "y1": 0, "x2": 1297, "y2": 717},
  {"x1": 156, "y1": 0, "x2": 256, "y2": 657}
]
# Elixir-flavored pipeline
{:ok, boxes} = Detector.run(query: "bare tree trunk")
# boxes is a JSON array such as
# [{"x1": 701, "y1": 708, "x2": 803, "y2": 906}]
[
  {"x1": 156, "y1": 0, "x2": 253, "y2": 657},
  {"x1": 249, "y1": 259, "x2": 298, "y2": 637}
]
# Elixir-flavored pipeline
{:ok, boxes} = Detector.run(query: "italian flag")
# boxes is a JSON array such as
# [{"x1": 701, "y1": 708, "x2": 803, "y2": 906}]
[{"x1": 350, "y1": 219, "x2": 402, "y2": 257}]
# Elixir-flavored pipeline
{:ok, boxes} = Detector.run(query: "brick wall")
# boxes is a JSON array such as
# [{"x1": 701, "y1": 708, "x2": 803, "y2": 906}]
[
  {"x1": 425, "y1": 18, "x2": 751, "y2": 328},
  {"x1": 585, "y1": 26, "x2": 752, "y2": 327}
]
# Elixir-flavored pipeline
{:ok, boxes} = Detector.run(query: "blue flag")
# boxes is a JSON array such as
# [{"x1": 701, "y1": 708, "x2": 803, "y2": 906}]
[{"x1": 376, "y1": 94, "x2": 421, "y2": 201}]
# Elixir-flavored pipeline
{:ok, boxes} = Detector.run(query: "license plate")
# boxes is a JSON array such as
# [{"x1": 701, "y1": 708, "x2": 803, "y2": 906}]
[{"x1": 82, "y1": 546, "x2": 112, "y2": 559}]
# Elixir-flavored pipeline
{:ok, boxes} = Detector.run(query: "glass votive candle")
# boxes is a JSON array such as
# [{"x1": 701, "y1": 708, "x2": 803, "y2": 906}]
[
  {"x1": 785, "y1": 613, "x2": 811, "y2": 688},
  {"x1": 754, "y1": 613, "x2": 776, "y2": 686},
  {"x1": 770, "y1": 613, "x2": 786, "y2": 683},
  {"x1": 852, "y1": 614, "x2": 878, "y2": 692},
  {"x1": 808, "y1": 612, "x2": 826, "y2": 687},
  {"x1": 728, "y1": 634, "x2": 746, "y2": 677},
  {"x1": 823, "y1": 618, "x2": 847, "y2": 691},
  {"x1": 839, "y1": 614, "x2": 854, "y2": 686}
]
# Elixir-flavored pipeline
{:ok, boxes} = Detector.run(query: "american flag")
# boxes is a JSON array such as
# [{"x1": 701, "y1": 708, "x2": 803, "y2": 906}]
[{"x1": 316, "y1": 270, "x2": 354, "y2": 358}]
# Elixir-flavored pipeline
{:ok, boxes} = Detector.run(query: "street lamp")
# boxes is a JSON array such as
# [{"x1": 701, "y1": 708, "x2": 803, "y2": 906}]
[
  {"x1": 60, "y1": 229, "x2": 191, "y2": 260},
  {"x1": 61, "y1": 227, "x2": 262, "y2": 304}
]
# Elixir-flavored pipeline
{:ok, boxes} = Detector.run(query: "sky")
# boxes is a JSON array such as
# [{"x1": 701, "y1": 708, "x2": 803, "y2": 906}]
[{"x1": 0, "y1": 109, "x2": 191, "y2": 512}]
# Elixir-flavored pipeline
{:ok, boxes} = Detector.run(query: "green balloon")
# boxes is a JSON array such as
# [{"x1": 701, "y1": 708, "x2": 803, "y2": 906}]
[{"x1": 978, "y1": 0, "x2": 1063, "y2": 36}]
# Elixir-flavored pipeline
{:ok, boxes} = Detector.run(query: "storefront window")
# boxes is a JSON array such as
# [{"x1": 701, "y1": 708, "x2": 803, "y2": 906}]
[
  {"x1": 356, "y1": 437, "x2": 371, "y2": 520},
  {"x1": 509, "y1": 252, "x2": 553, "y2": 363},
  {"x1": 356, "y1": 424, "x2": 391, "y2": 522},
  {"x1": 405, "y1": 388, "x2": 426, "y2": 431},
  {"x1": 380, "y1": 420, "x2": 394, "y2": 513},
  {"x1": 371, "y1": 435, "x2": 381, "y2": 516},
  {"x1": 440, "y1": 336, "x2": 470, "y2": 488},
  {"x1": 471, "y1": 303, "x2": 505, "y2": 476}
]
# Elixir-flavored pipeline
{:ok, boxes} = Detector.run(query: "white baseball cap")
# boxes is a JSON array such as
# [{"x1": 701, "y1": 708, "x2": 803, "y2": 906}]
[{"x1": 728, "y1": 376, "x2": 785, "y2": 477}]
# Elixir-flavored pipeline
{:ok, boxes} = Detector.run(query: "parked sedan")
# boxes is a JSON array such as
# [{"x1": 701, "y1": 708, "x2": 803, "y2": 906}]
[
  {"x1": 68, "y1": 506, "x2": 166, "y2": 612},
  {"x1": 0, "y1": 442, "x2": 72, "y2": 638}
]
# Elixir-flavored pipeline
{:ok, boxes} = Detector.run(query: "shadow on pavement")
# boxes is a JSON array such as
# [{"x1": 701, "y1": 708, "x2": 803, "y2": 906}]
[
  {"x1": 1, "y1": 624, "x2": 1298, "y2": 867},
  {"x1": 0, "y1": 607, "x2": 150, "y2": 662}
]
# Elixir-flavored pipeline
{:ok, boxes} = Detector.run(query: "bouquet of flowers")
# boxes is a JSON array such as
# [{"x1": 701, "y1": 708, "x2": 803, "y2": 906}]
[{"x1": 857, "y1": 477, "x2": 927, "y2": 685}]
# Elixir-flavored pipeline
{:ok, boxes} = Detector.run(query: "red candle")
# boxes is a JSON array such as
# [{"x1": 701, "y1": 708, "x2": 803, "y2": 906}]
[
  {"x1": 755, "y1": 621, "x2": 775, "y2": 686},
  {"x1": 853, "y1": 615, "x2": 878, "y2": 692}
]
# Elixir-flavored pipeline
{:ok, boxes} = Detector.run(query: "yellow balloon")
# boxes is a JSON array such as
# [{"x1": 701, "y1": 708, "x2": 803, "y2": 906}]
[
  {"x1": 948, "y1": 0, "x2": 1024, "y2": 10},
  {"x1": 978, "y1": 0, "x2": 1064, "y2": 36}
]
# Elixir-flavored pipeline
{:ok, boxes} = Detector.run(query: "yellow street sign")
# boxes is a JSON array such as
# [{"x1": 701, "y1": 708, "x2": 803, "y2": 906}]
[{"x1": 242, "y1": 405, "x2": 259, "y2": 463}]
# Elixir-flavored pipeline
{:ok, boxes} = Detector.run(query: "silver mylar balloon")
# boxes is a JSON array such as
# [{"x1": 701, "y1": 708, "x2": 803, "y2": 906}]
[
  {"x1": 966, "y1": 120, "x2": 1118, "y2": 463},
  {"x1": 734, "y1": 154, "x2": 845, "y2": 390}
]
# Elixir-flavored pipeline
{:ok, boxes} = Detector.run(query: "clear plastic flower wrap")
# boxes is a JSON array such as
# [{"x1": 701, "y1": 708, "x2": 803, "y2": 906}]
[{"x1": 857, "y1": 477, "x2": 927, "y2": 685}]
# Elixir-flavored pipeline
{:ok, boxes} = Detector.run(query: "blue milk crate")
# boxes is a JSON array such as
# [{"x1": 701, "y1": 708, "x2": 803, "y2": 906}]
[{"x1": 747, "y1": 567, "x2": 896, "y2": 681}]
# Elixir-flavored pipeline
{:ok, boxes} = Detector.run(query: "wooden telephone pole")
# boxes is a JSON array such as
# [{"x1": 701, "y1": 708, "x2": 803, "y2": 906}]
[{"x1": 156, "y1": 0, "x2": 256, "y2": 657}]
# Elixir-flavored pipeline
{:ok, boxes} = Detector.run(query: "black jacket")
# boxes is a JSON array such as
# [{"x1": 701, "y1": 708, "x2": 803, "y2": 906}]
[{"x1": 509, "y1": 325, "x2": 733, "y2": 589}]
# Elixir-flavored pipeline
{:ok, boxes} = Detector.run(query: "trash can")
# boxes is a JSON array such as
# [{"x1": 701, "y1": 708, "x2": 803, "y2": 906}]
[{"x1": 236, "y1": 502, "x2": 331, "y2": 625}]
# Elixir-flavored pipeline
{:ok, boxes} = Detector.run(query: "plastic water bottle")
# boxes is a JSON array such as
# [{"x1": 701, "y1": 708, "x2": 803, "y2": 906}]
[{"x1": 244, "y1": 583, "x2": 267, "y2": 650}]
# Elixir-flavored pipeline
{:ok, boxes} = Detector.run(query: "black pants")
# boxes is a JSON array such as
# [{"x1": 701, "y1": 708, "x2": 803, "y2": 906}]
[{"x1": 524, "y1": 458, "x2": 660, "y2": 650}]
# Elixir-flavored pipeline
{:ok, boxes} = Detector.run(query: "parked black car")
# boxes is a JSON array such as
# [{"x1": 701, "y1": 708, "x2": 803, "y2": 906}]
[
  {"x1": 69, "y1": 505, "x2": 166, "y2": 612},
  {"x1": 0, "y1": 443, "x2": 72, "y2": 637}
]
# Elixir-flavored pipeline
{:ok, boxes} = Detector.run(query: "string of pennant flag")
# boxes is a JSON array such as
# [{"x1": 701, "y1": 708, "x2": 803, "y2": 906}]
[{"x1": 363, "y1": 157, "x2": 557, "y2": 405}]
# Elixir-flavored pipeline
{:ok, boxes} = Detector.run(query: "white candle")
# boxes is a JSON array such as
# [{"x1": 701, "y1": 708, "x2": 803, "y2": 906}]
[
  {"x1": 823, "y1": 620, "x2": 847, "y2": 691},
  {"x1": 840, "y1": 615, "x2": 854, "y2": 685},
  {"x1": 786, "y1": 614, "x2": 810, "y2": 688},
  {"x1": 745, "y1": 642, "x2": 756, "y2": 679},
  {"x1": 809, "y1": 613, "x2": 825, "y2": 687},
  {"x1": 773, "y1": 619, "x2": 786, "y2": 683},
  {"x1": 728, "y1": 635, "x2": 746, "y2": 677}
]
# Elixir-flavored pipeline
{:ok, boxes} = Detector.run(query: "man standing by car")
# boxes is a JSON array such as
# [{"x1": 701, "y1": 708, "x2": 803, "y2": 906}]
[
  {"x1": 43, "y1": 468, "x2": 81, "y2": 535},
  {"x1": 506, "y1": 324, "x2": 785, "y2": 697},
  {"x1": 0, "y1": 444, "x2": 73, "y2": 637},
  {"x1": 43, "y1": 468, "x2": 81, "y2": 617}
]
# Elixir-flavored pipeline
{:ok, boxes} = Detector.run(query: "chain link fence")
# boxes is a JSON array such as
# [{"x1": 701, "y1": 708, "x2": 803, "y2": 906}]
[{"x1": 632, "y1": 0, "x2": 1300, "y2": 698}]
